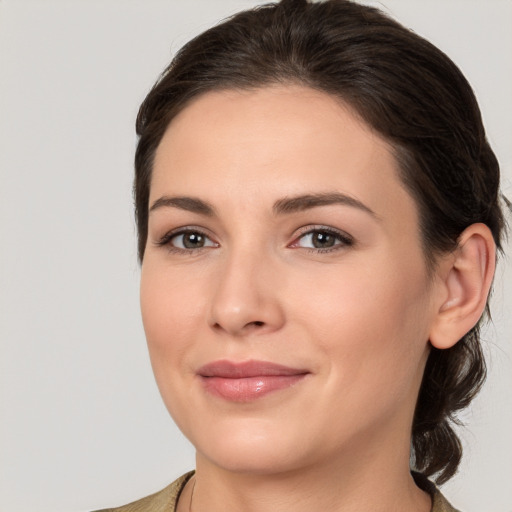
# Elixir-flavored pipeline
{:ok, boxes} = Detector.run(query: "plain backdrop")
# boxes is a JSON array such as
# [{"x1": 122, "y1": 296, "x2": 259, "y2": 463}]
[{"x1": 1, "y1": 1, "x2": 511, "y2": 511}]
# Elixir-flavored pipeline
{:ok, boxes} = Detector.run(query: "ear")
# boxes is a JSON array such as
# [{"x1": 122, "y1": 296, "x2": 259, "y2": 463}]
[{"x1": 429, "y1": 223, "x2": 496, "y2": 350}]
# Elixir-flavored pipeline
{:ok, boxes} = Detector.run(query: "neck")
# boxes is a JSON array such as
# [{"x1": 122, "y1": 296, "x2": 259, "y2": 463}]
[{"x1": 187, "y1": 432, "x2": 431, "y2": 512}]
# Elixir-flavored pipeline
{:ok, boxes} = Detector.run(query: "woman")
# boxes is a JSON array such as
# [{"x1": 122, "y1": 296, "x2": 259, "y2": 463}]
[{"x1": 96, "y1": 0, "x2": 507, "y2": 510}]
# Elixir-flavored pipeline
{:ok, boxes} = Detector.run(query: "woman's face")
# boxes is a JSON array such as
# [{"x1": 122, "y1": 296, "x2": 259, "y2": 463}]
[{"x1": 140, "y1": 86, "x2": 442, "y2": 474}]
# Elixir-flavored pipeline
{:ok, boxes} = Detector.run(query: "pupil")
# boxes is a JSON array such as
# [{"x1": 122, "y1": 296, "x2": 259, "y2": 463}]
[
  {"x1": 183, "y1": 232, "x2": 204, "y2": 248},
  {"x1": 313, "y1": 231, "x2": 334, "y2": 248}
]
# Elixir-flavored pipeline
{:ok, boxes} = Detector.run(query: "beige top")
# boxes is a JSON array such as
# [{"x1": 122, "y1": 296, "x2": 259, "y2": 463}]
[{"x1": 93, "y1": 471, "x2": 459, "y2": 512}]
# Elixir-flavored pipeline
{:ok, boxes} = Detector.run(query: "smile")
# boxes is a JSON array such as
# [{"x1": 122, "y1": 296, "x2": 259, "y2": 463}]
[{"x1": 197, "y1": 360, "x2": 310, "y2": 402}]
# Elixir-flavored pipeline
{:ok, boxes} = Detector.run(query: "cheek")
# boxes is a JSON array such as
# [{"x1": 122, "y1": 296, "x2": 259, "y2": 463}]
[
  {"x1": 140, "y1": 263, "x2": 207, "y2": 369},
  {"x1": 139, "y1": 263, "x2": 212, "y2": 434},
  {"x1": 300, "y1": 264, "x2": 431, "y2": 435},
  {"x1": 290, "y1": 254, "x2": 432, "y2": 380}
]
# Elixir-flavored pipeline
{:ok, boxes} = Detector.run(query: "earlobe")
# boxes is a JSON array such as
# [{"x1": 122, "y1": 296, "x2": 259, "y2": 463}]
[{"x1": 429, "y1": 223, "x2": 496, "y2": 350}]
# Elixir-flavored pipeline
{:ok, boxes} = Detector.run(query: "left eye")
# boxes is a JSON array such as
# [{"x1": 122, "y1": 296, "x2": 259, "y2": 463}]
[
  {"x1": 293, "y1": 229, "x2": 353, "y2": 250},
  {"x1": 169, "y1": 231, "x2": 217, "y2": 249}
]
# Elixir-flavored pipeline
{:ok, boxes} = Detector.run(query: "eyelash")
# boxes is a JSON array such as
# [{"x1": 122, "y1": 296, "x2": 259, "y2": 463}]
[
  {"x1": 290, "y1": 225, "x2": 354, "y2": 254},
  {"x1": 155, "y1": 227, "x2": 218, "y2": 254},
  {"x1": 155, "y1": 225, "x2": 354, "y2": 255}
]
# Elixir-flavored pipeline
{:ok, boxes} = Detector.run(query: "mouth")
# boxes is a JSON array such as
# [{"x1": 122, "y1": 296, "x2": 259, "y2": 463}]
[{"x1": 197, "y1": 360, "x2": 310, "y2": 402}]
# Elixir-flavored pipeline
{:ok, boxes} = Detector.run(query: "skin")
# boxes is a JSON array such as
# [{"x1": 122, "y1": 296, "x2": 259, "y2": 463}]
[{"x1": 140, "y1": 85, "x2": 464, "y2": 512}]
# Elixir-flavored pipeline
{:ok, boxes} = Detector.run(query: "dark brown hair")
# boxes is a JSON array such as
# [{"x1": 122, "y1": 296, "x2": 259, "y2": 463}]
[{"x1": 134, "y1": 0, "x2": 506, "y2": 484}]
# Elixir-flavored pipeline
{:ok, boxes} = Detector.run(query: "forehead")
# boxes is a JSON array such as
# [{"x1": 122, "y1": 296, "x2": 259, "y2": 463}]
[{"x1": 151, "y1": 85, "x2": 417, "y2": 227}]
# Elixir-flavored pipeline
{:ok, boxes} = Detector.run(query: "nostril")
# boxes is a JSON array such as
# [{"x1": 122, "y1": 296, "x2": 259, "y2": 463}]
[{"x1": 252, "y1": 321, "x2": 264, "y2": 327}]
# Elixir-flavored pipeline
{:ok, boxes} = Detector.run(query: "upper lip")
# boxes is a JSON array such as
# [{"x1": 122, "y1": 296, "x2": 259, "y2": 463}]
[{"x1": 197, "y1": 359, "x2": 309, "y2": 378}]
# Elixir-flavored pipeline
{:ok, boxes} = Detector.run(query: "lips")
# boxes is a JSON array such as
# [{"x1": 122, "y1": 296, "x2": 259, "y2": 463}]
[{"x1": 197, "y1": 360, "x2": 309, "y2": 402}]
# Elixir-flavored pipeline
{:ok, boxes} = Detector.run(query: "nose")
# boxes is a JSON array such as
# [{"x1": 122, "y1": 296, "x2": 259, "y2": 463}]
[{"x1": 208, "y1": 249, "x2": 285, "y2": 337}]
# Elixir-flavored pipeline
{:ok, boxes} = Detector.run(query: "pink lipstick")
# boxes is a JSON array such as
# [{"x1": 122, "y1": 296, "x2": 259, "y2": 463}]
[{"x1": 197, "y1": 360, "x2": 309, "y2": 402}]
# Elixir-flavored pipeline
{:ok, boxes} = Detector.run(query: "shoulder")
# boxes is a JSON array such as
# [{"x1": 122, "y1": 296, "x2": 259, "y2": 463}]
[
  {"x1": 431, "y1": 488, "x2": 460, "y2": 512},
  {"x1": 413, "y1": 472, "x2": 461, "y2": 512},
  {"x1": 92, "y1": 471, "x2": 194, "y2": 512}
]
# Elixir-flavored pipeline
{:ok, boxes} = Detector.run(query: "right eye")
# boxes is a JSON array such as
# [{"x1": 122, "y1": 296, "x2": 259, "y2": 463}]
[{"x1": 156, "y1": 228, "x2": 219, "y2": 252}]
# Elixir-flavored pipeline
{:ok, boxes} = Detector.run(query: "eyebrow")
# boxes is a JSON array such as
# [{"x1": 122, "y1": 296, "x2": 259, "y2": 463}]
[
  {"x1": 149, "y1": 196, "x2": 216, "y2": 216},
  {"x1": 273, "y1": 192, "x2": 378, "y2": 219},
  {"x1": 148, "y1": 192, "x2": 378, "y2": 219}
]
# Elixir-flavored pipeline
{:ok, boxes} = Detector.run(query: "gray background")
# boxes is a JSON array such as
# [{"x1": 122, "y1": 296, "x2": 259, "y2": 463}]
[{"x1": 1, "y1": 1, "x2": 511, "y2": 511}]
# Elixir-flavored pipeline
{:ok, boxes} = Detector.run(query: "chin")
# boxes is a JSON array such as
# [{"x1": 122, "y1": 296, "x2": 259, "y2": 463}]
[
  {"x1": 192, "y1": 419, "x2": 313, "y2": 475},
  {"x1": 201, "y1": 447, "x2": 304, "y2": 476}
]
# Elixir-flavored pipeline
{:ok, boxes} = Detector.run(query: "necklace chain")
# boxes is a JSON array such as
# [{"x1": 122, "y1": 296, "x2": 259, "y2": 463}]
[{"x1": 189, "y1": 476, "x2": 196, "y2": 512}]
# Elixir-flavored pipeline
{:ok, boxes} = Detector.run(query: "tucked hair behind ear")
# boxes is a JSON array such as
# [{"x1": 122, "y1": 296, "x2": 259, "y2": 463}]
[{"x1": 134, "y1": 0, "x2": 507, "y2": 484}]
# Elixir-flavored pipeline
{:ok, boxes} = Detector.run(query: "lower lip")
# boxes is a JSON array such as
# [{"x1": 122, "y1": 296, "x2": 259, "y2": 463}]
[{"x1": 201, "y1": 374, "x2": 307, "y2": 402}]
